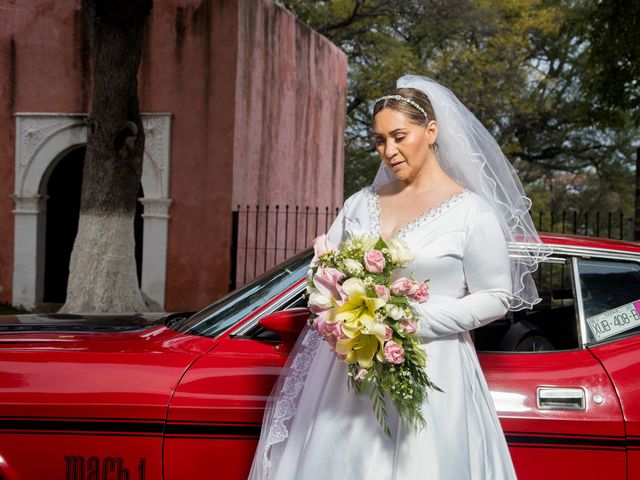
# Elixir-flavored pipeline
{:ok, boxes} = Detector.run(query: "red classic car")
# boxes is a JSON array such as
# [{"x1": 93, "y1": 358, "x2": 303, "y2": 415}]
[{"x1": 1, "y1": 233, "x2": 639, "y2": 480}]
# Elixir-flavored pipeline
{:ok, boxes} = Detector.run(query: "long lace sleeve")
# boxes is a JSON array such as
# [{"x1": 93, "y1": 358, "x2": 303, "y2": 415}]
[{"x1": 412, "y1": 209, "x2": 513, "y2": 339}]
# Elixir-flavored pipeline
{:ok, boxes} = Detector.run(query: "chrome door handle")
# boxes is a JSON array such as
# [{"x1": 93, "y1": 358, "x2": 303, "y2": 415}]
[{"x1": 536, "y1": 387, "x2": 586, "y2": 410}]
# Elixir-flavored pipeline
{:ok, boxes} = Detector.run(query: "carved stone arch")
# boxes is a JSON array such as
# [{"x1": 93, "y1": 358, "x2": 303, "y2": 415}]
[
  {"x1": 17, "y1": 115, "x2": 87, "y2": 197},
  {"x1": 38, "y1": 143, "x2": 87, "y2": 196},
  {"x1": 11, "y1": 113, "x2": 172, "y2": 310}
]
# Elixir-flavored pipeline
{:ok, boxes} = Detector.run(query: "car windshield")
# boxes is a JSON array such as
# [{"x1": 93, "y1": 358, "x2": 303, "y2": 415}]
[
  {"x1": 578, "y1": 258, "x2": 640, "y2": 343},
  {"x1": 171, "y1": 249, "x2": 313, "y2": 338}
]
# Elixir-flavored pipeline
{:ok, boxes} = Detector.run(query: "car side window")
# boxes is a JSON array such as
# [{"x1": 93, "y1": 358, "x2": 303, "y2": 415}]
[
  {"x1": 173, "y1": 250, "x2": 312, "y2": 339},
  {"x1": 474, "y1": 256, "x2": 579, "y2": 352},
  {"x1": 577, "y1": 258, "x2": 640, "y2": 343}
]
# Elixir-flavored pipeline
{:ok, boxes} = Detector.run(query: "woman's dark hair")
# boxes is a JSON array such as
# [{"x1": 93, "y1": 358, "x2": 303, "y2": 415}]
[{"x1": 372, "y1": 87, "x2": 436, "y2": 127}]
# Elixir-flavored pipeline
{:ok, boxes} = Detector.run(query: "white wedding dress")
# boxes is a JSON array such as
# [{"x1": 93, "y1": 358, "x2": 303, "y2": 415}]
[{"x1": 249, "y1": 186, "x2": 518, "y2": 479}]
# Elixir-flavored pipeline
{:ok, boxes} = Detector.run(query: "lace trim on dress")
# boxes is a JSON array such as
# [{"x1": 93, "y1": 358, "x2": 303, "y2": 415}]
[
  {"x1": 366, "y1": 186, "x2": 471, "y2": 241},
  {"x1": 366, "y1": 186, "x2": 382, "y2": 238},
  {"x1": 260, "y1": 327, "x2": 321, "y2": 479}
]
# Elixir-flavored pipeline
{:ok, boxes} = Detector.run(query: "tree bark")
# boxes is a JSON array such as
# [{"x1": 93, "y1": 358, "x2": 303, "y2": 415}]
[{"x1": 60, "y1": 0, "x2": 153, "y2": 313}]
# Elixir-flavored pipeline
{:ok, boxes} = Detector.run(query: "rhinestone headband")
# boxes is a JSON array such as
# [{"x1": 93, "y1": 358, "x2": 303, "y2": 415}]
[{"x1": 374, "y1": 94, "x2": 429, "y2": 121}]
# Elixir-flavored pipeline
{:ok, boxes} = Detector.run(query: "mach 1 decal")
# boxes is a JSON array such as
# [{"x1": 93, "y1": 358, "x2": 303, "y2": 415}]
[{"x1": 64, "y1": 456, "x2": 146, "y2": 480}]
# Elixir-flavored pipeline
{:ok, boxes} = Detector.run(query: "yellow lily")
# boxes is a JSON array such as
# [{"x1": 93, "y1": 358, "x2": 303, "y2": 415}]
[
  {"x1": 336, "y1": 333, "x2": 389, "y2": 368},
  {"x1": 333, "y1": 278, "x2": 388, "y2": 367},
  {"x1": 333, "y1": 278, "x2": 386, "y2": 329}
]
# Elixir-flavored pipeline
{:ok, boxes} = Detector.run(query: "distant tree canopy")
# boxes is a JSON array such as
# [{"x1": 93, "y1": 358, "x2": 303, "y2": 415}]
[
  {"x1": 279, "y1": 0, "x2": 639, "y2": 218},
  {"x1": 583, "y1": 0, "x2": 640, "y2": 125}
]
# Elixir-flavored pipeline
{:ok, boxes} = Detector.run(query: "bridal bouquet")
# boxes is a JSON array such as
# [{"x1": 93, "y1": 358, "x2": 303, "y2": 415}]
[{"x1": 305, "y1": 231, "x2": 443, "y2": 437}]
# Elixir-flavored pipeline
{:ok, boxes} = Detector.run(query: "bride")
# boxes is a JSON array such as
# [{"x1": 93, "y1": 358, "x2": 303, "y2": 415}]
[{"x1": 248, "y1": 75, "x2": 550, "y2": 479}]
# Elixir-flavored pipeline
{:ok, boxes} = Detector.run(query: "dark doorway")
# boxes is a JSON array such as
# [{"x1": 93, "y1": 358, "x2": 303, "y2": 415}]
[{"x1": 43, "y1": 147, "x2": 144, "y2": 304}]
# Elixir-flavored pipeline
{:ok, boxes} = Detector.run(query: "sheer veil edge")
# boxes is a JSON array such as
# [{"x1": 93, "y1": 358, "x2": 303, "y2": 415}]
[{"x1": 247, "y1": 325, "x2": 322, "y2": 479}]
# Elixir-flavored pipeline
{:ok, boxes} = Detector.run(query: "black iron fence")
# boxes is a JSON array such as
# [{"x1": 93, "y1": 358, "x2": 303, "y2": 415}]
[
  {"x1": 230, "y1": 205, "x2": 636, "y2": 290},
  {"x1": 531, "y1": 210, "x2": 634, "y2": 241},
  {"x1": 229, "y1": 204, "x2": 340, "y2": 289}
]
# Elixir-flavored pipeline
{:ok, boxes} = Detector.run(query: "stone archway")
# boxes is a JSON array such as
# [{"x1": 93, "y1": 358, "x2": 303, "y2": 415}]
[{"x1": 11, "y1": 113, "x2": 172, "y2": 310}]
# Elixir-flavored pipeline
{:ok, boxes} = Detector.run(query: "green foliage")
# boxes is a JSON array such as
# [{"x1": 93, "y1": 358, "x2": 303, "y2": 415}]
[
  {"x1": 582, "y1": 1, "x2": 640, "y2": 125},
  {"x1": 348, "y1": 364, "x2": 392, "y2": 438},
  {"x1": 279, "y1": 0, "x2": 639, "y2": 221}
]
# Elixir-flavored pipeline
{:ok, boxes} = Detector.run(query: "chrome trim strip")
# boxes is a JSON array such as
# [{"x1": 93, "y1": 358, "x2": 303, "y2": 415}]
[
  {"x1": 507, "y1": 241, "x2": 555, "y2": 252},
  {"x1": 230, "y1": 282, "x2": 306, "y2": 336},
  {"x1": 509, "y1": 242, "x2": 640, "y2": 262},
  {"x1": 509, "y1": 255, "x2": 566, "y2": 264},
  {"x1": 571, "y1": 256, "x2": 588, "y2": 348}
]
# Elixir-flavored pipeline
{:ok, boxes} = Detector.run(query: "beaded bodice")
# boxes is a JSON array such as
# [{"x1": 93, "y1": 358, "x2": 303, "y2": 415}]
[{"x1": 365, "y1": 186, "x2": 471, "y2": 242}]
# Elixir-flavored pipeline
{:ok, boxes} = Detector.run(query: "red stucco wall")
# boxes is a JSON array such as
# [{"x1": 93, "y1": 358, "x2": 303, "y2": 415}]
[
  {"x1": 231, "y1": 0, "x2": 347, "y2": 288},
  {"x1": 233, "y1": 0, "x2": 347, "y2": 209},
  {"x1": 144, "y1": 0, "x2": 240, "y2": 311},
  {"x1": 0, "y1": 0, "x2": 347, "y2": 311}
]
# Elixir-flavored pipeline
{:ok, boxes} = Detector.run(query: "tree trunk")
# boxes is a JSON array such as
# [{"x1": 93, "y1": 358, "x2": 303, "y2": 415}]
[{"x1": 60, "y1": 0, "x2": 153, "y2": 313}]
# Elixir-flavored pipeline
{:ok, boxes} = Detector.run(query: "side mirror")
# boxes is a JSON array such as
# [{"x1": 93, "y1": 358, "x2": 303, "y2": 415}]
[{"x1": 259, "y1": 307, "x2": 310, "y2": 353}]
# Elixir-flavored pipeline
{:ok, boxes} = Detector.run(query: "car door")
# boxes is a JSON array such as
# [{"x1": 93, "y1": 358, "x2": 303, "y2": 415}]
[
  {"x1": 575, "y1": 257, "x2": 640, "y2": 479},
  {"x1": 474, "y1": 252, "x2": 626, "y2": 479},
  {"x1": 164, "y1": 252, "x2": 311, "y2": 480}
]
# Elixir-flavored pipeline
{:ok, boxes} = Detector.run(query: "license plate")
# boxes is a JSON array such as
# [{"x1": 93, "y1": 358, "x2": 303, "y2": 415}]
[{"x1": 586, "y1": 299, "x2": 640, "y2": 341}]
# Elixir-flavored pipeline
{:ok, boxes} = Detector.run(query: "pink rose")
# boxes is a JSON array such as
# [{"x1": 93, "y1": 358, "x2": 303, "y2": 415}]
[
  {"x1": 314, "y1": 316, "x2": 348, "y2": 352},
  {"x1": 374, "y1": 285, "x2": 390, "y2": 302},
  {"x1": 313, "y1": 268, "x2": 345, "y2": 303},
  {"x1": 317, "y1": 317, "x2": 336, "y2": 337},
  {"x1": 313, "y1": 234, "x2": 336, "y2": 256},
  {"x1": 333, "y1": 320, "x2": 348, "y2": 339},
  {"x1": 400, "y1": 318, "x2": 417, "y2": 334},
  {"x1": 314, "y1": 315, "x2": 337, "y2": 350},
  {"x1": 364, "y1": 250, "x2": 385, "y2": 273},
  {"x1": 383, "y1": 340, "x2": 405, "y2": 364},
  {"x1": 382, "y1": 325, "x2": 393, "y2": 341},
  {"x1": 355, "y1": 368, "x2": 368, "y2": 381},
  {"x1": 312, "y1": 309, "x2": 331, "y2": 332},
  {"x1": 407, "y1": 282, "x2": 429, "y2": 303},
  {"x1": 391, "y1": 277, "x2": 418, "y2": 296},
  {"x1": 324, "y1": 318, "x2": 347, "y2": 338}
]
